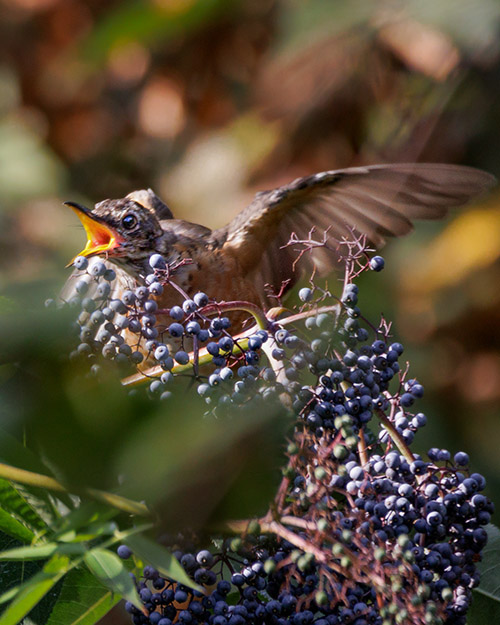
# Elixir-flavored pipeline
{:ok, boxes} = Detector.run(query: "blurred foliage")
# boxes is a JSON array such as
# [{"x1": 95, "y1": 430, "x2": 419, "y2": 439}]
[
  {"x1": 0, "y1": 302, "x2": 288, "y2": 529},
  {"x1": 0, "y1": 301, "x2": 288, "y2": 623},
  {"x1": 1, "y1": 0, "x2": 500, "y2": 621}
]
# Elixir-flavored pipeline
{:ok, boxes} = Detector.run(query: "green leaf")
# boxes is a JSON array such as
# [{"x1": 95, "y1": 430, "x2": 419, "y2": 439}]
[
  {"x1": 469, "y1": 591, "x2": 500, "y2": 624},
  {"x1": 0, "y1": 531, "x2": 62, "y2": 625},
  {"x1": 53, "y1": 502, "x2": 118, "y2": 538},
  {"x1": 124, "y1": 533, "x2": 201, "y2": 592},
  {"x1": 0, "y1": 477, "x2": 46, "y2": 533},
  {"x1": 0, "y1": 542, "x2": 85, "y2": 561},
  {"x1": 225, "y1": 590, "x2": 241, "y2": 606},
  {"x1": 0, "y1": 429, "x2": 73, "y2": 516},
  {"x1": 0, "y1": 506, "x2": 34, "y2": 543},
  {"x1": 469, "y1": 524, "x2": 500, "y2": 623},
  {"x1": 44, "y1": 566, "x2": 122, "y2": 625},
  {"x1": 0, "y1": 554, "x2": 69, "y2": 625},
  {"x1": 0, "y1": 428, "x2": 56, "y2": 481},
  {"x1": 0, "y1": 542, "x2": 59, "y2": 561},
  {"x1": 83, "y1": 548, "x2": 142, "y2": 610}
]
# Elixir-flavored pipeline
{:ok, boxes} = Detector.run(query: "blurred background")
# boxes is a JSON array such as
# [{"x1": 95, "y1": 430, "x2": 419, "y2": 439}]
[{"x1": 1, "y1": 0, "x2": 500, "y2": 618}]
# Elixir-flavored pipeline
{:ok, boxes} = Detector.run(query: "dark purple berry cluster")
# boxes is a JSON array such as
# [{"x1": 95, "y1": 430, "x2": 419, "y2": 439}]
[
  {"x1": 61, "y1": 246, "x2": 492, "y2": 625},
  {"x1": 64, "y1": 255, "x2": 240, "y2": 391}
]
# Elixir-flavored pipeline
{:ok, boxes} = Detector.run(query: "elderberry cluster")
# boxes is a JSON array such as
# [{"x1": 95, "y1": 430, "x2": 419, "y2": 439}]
[
  {"x1": 119, "y1": 538, "x2": 399, "y2": 625},
  {"x1": 60, "y1": 254, "x2": 245, "y2": 387},
  {"x1": 58, "y1": 243, "x2": 492, "y2": 625}
]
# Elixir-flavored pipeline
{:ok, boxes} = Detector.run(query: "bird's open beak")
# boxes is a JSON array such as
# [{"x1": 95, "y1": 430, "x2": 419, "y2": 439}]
[{"x1": 65, "y1": 201, "x2": 123, "y2": 266}]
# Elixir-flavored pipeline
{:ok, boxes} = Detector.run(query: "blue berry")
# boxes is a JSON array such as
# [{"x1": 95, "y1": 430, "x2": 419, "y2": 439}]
[
  {"x1": 103, "y1": 268, "x2": 116, "y2": 282},
  {"x1": 110, "y1": 299, "x2": 127, "y2": 314},
  {"x1": 117, "y1": 545, "x2": 132, "y2": 559},
  {"x1": 369, "y1": 255, "x2": 385, "y2": 271},
  {"x1": 149, "y1": 254, "x2": 166, "y2": 269},
  {"x1": 198, "y1": 329, "x2": 209, "y2": 342},
  {"x1": 75, "y1": 279, "x2": 90, "y2": 295},
  {"x1": 196, "y1": 549, "x2": 214, "y2": 566},
  {"x1": 149, "y1": 283, "x2": 164, "y2": 298},
  {"x1": 149, "y1": 380, "x2": 162, "y2": 394},
  {"x1": 271, "y1": 348, "x2": 284, "y2": 360},
  {"x1": 168, "y1": 323, "x2": 184, "y2": 338},
  {"x1": 154, "y1": 345, "x2": 169, "y2": 361},
  {"x1": 186, "y1": 321, "x2": 200, "y2": 335},
  {"x1": 400, "y1": 392, "x2": 414, "y2": 407},
  {"x1": 220, "y1": 367, "x2": 233, "y2": 380},
  {"x1": 182, "y1": 299, "x2": 197, "y2": 314},
  {"x1": 218, "y1": 337, "x2": 234, "y2": 352},
  {"x1": 193, "y1": 292, "x2": 209, "y2": 307},
  {"x1": 174, "y1": 351, "x2": 189, "y2": 365},
  {"x1": 144, "y1": 299, "x2": 158, "y2": 313},
  {"x1": 298, "y1": 287, "x2": 313, "y2": 302},
  {"x1": 454, "y1": 451, "x2": 470, "y2": 466},
  {"x1": 248, "y1": 335, "x2": 262, "y2": 350},
  {"x1": 131, "y1": 351, "x2": 144, "y2": 364},
  {"x1": 169, "y1": 306, "x2": 184, "y2": 321},
  {"x1": 206, "y1": 342, "x2": 219, "y2": 356},
  {"x1": 73, "y1": 256, "x2": 89, "y2": 270},
  {"x1": 88, "y1": 259, "x2": 106, "y2": 276},
  {"x1": 274, "y1": 329, "x2": 289, "y2": 343}
]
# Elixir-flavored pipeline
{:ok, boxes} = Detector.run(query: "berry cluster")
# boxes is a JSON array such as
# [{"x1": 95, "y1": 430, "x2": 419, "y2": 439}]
[
  {"x1": 120, "y1": 537, "x2": 420, "y2": 625},
  {"x1": 60, "y1": 254, "x2": 245, "y2": 388},
  {"x1": 60, "y1": 239, "x2": 492, "y2": 625}
]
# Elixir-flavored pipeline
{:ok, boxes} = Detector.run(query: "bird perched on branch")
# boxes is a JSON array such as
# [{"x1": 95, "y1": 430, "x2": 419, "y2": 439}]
[{"x1": 63, "y1": 163, "x2": 495, "y2": 313}]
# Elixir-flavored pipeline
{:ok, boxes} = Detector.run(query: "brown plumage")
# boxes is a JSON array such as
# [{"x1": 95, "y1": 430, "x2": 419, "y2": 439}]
[{"x1": 62, "y1": 163, "x2": 495, "y2": 318}]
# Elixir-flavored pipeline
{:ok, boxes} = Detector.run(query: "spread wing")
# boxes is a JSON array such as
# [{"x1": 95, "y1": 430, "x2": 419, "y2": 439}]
[{"x1": 211, "y1": 163, "x2": 495, "y2": 299}]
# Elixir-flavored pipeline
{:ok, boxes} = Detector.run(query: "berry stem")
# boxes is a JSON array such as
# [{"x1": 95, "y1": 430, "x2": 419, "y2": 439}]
[
  {"x1": 200, "y1": 301, "x2": 268, "y2": 330},
  {"x1": 275, "y1": 304, "x2": 341, "y2": 327},
  {"x1": 357, "y1": 429, "x2": 369, "y2": 466},
  {"x1": 375, "y1": 407, "x2": 415, "y2": 464},
  {"x1": 122, "y1": 337, "x2": 252, "y2": 386},
  {"x1": 223, "y1": 517, "x2": 387, "y2": 586}
]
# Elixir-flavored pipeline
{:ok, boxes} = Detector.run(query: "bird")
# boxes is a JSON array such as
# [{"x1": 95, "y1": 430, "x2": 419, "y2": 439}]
[{"x1": 63, "y1": 163, "x2": 495, "y2": 326}]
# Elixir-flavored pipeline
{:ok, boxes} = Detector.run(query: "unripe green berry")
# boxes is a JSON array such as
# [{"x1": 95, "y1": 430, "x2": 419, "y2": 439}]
[
  {"x1": 374, "y1": 547, "x2": 385, "y2": 561},
  {"x1": 332, "y1": 543, "x2": 343, "y2": 556},
  {"x1": 441, "y1": 587, "x2": 453, "y2": 601},
  {"x1": 314, "y1": 466, "x2": 327, "y2": 481},
  {"x1": 230, "y1": 538, "x2": 242, "y2": 552},
  {"x1": 345, "y1": 435, "x2": 358, "y2": 449},
  {"x1": 403, "y1": 550, "x2": 415, "y2": 562},
  {"x1": 340, "y1": 556, "x2": 352, "y2": 569},
  {"x1": 333, "y1": 445, "x2": 348, "y2": 460},
  {"x1": 317, "y1": 518, "x2": 329, "y2": 532},
  {"x1": 290, "y1": 550, "x2": 301, "y2": 563},
  {"x1": 315, "y1": 590, "x2": 328, "y2": 607},
  {"x1": 341, "y1": 529, "x2": 352, "y2": 543}
]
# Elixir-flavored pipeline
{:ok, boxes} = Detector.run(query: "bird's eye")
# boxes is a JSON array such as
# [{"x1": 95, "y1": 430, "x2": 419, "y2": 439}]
[{"x1": 122, "y1": 213, "x2": 138, "y2": 230}]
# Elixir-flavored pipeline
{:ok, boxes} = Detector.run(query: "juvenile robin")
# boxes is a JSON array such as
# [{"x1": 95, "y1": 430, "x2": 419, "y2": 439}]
[{"x1": 63, "y1": 163, "x2": 495, "y2": 316}]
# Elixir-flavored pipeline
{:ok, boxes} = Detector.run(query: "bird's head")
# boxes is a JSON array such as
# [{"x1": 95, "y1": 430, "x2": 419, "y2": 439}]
[{"x1": 66, "y1": 189, "x2": 171, "y2": 267}]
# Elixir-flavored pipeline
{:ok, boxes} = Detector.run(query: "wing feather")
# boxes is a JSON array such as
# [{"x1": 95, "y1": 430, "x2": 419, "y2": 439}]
[{"x1": 211, "y1": 164, "x2": 495, "y2": 300}]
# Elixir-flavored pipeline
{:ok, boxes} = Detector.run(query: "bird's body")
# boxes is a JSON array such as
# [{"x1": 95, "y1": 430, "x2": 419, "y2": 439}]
[{"x1": 63, "y1": 163, "x2": 495, "y2": 329}]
